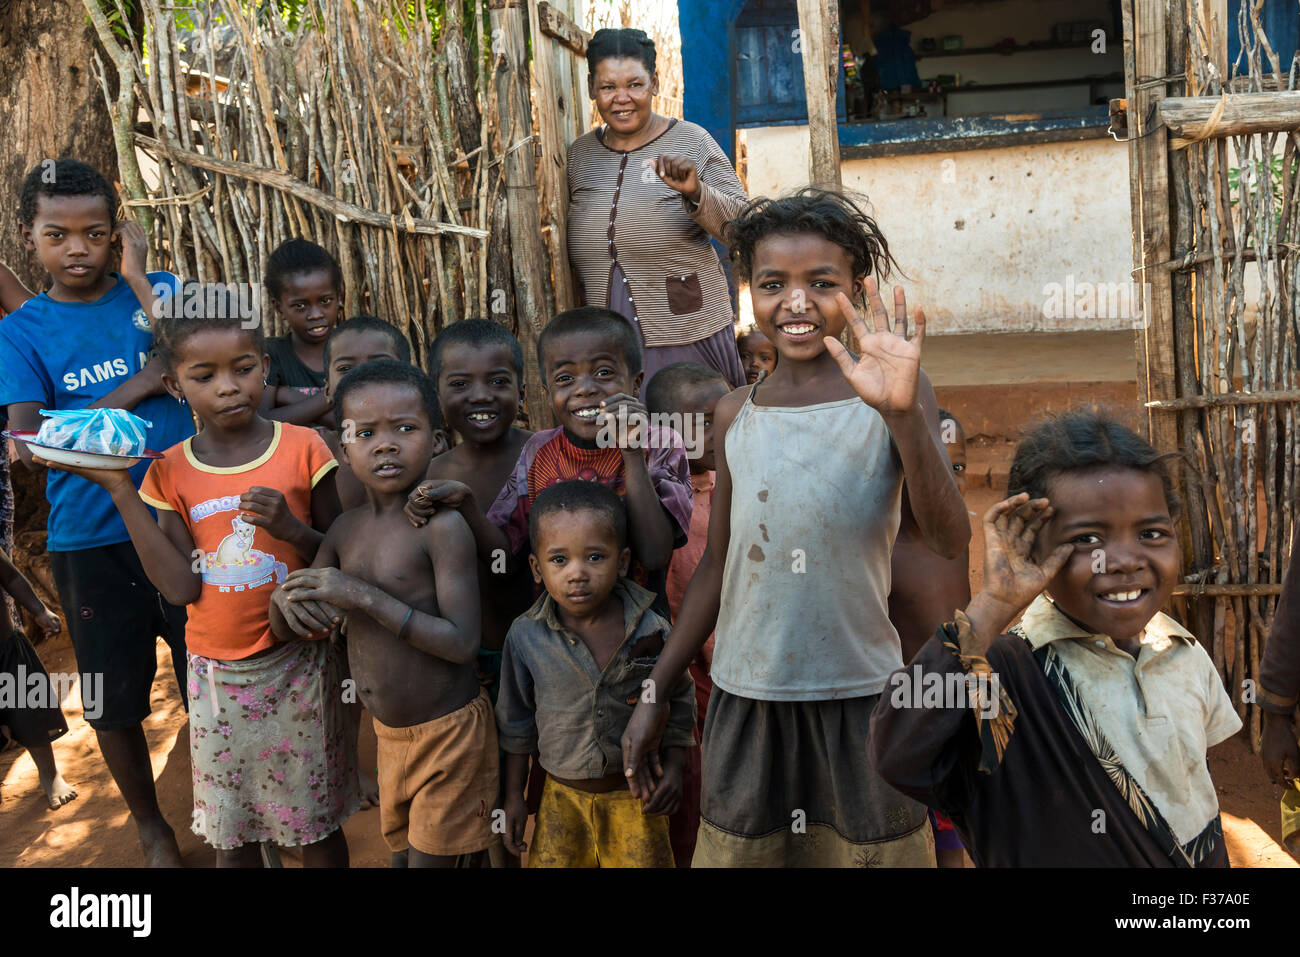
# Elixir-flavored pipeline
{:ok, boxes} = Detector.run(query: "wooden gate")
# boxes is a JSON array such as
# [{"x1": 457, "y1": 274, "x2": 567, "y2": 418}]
[
  {"x1": 1121, "y1": 0, "x2": 1300, "y2": 748},
  {"x1": 530, "y1": 0, "x2": 591, "y2": 314}
]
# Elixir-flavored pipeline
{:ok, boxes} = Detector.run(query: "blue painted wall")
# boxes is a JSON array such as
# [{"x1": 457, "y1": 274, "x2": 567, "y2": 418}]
[
  {"x1": 1227, "y1": 0, "x2": 1300, "y2": 73},
  {"x1": 678, "y1": 0, "x2": 747, "y2": 159},
  {"x1": 678, "y1": 0, "x2": 844, "y2": 159}
]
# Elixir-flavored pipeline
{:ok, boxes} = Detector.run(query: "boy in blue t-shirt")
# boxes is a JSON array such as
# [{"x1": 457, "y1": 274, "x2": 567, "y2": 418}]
[{"x1": 0, "y1": 159, "x2": 195, "y2": 867}]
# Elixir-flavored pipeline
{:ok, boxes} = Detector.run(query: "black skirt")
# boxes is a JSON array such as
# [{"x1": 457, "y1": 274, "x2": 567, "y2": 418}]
[{"x1": 0, "y1": 629, "x2": 69, "y2": 749}]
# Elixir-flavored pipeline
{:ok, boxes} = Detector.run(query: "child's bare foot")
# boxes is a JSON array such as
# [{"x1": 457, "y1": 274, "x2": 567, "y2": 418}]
[
  {"x1": 359, "y1": 769, "x2": 379, "y2": 809},
  {"x1": 137, "y1": 817, "x2": 184, "y2": 868},
  {"x1": 40, "y1": 772, "x2": 77, "y2": 809}
]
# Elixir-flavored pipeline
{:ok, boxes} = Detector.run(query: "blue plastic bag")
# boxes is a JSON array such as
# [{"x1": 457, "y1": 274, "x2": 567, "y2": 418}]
[{"x1": 35, "y1": 408, "x2": 152, "y2": 456}]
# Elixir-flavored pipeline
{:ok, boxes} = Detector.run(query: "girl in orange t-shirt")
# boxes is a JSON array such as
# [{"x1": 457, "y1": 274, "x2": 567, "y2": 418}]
[{"x1": 39, "y1": 290, "x2": 358, "y2": 867}]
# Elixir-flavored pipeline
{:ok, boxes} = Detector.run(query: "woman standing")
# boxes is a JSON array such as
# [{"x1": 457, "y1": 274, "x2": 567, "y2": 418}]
[{"x1": 568, "y1": 28, "x2": 749, "y2": 390}]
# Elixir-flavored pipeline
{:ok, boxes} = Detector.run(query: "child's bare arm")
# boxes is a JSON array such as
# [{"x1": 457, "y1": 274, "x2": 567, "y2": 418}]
[
  {"x1": 621, "y1": 449, "x2": 675, "y2": 570},
  {"x1": 419, "y1": 508, "x2": 481, "y2": 661},
  {"x1": 405, "y1": 479, "x2": 513, "y2": 568},
  {"x1": 0, "y1": 547, "x2": 51, "y2": 619},
  {"x1": 115, "y1": 221, "x2": 159, "y2": 325},
  {"x1": 501, "y1": 751, "x2": 531, "y2": 856},
  {"x1": 599, "y1": 393, "x2": 675, "y2": 569},
  {"x1": 33, "y1": 459, "x2": 201, "y2": 605},
  {"x1": 267, "y1": 391, "x2": 335, "y2": 428},
  {"x1": 886, "y1": 373, "x2": 969, "y2": 559},
  {"x1": 279, "y1": 511, "x2": 480, "y2": 663},
  {"x1": 621, "y1": 388, "x2": 742, "y2": 799},
  {"x1": 825, "y1": 284, "x2": 969, "y2": 558},
  {"x1": 270, "y1": 530, "x2": 345, "y2": 639},
  {"x1": 0, "y1": 262, "x2": 34, "y2": 314}
]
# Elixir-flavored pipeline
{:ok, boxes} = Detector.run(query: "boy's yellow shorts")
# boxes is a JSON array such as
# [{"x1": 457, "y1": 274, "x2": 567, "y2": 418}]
[{"x1": 529, "y1": 776, "x2": 674, "y2": 868}]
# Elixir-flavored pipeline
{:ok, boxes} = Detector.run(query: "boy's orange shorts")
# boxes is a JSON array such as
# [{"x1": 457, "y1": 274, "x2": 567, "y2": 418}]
[{"x1": 373, "y1": 689, "x2": 499, "y2": 857}]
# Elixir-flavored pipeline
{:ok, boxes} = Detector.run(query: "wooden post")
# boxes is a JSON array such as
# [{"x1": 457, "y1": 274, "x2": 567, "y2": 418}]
[
  {"x1": 1166, "y1": 0, "x2": 1218, "y2": 697},
  {"x1": 1120, "y1": 0, "x2": 1179, "y2": 457},
  {"x1": 490, "y1": 0, "x2": 554, "y2": 430},
  {"x1": 528, "y1": 0, "x2": 588, "y2": 313},
  {"x1": 795, "y1": 0, "x2": 841, "y2": 187}
]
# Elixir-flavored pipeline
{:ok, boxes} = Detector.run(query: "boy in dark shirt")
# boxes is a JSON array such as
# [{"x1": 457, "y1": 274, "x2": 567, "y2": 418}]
[
  {"x1": 0, "y1": 159, "x2": 193, "y2": 866},
  {"x1": 496, "y1": 480, "x2": 695, "y2": 866},
  {"x1": 272, "y1": 360, "x2": 496, "y2": 867},
  {"x1": 260, "y1": 238, "x2": 345, "y2": 427}
]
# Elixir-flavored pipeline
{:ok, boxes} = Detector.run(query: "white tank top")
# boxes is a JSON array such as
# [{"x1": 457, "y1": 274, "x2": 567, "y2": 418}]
[{"x1": 710, "y1": 389, "x2": 903, "y2": 700}]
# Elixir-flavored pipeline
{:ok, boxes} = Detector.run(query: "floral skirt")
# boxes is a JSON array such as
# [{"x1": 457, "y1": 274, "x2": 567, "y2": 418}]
[{"x1": 187, "y1": 639, "x2": 359, "y2": 850}]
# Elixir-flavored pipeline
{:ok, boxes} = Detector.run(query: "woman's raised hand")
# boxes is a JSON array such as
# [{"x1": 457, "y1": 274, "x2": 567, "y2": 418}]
[{"x1": 656, "y1": 155, "x2": 701, "y2": 203}]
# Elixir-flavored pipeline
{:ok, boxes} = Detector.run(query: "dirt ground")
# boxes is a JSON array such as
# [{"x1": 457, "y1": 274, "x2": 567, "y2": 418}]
[
  {"x1": 2, "y1": 610, "x2": 1295, "y2": 868},
  {"x1": 2, "y1": 428, "x2": 1295, "y2": 868}
]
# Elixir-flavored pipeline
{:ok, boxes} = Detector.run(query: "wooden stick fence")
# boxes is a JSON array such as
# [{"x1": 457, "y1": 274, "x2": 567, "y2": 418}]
[{"x1": 1131, "y1": 0, "x2": 1300, "y2": 749}]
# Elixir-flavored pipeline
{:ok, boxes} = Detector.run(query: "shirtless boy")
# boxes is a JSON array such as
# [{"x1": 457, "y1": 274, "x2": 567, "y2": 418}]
[
  {"x1": 424, "y1": 319, "x2": 532, "y2": 683},
  {"x1": 318, "y1": 315, "x2": 439, "y2": 511},
  {"x1": 271, "y1": 359, "x2": 497, "y2": 867}
]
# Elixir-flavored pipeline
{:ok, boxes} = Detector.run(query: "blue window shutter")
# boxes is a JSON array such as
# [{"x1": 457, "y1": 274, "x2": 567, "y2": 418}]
[
  {"x1": 735, "y1": 0, "x2": 845, "y2": 126},
  {"x1": 1227, "y1": 0, "x2": 1300, "y2": 73}
]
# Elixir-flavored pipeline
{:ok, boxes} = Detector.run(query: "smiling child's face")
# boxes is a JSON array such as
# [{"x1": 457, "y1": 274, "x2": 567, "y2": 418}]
[
  {"x1": 529, "y1": 507, "x2": 630, "y2": 620},
  {"x1": 22, "y1": 194, "x2": 116, "y2": 298},
  {"x1": 541, "y1": 330, "x2": 641, "y2": 442},
  {"x1": 326, "y1": 329, "x2": 404, "y2": 396},
  {"x1": 1036, "y1": 466, "x2": 1180, "y2": 643},
  {"x1": 749, "y1": 233, "x2": 864, "y2": 365},
  {"x1": 737, "y1": 329, "x2": 777, "y2": 384},
  {"x1": 338, "y1": 381, "x2": 438, "y2": 497},
  {"x1": 272, "y1": 269, "x2": 343, "y2": 348},
  {"x1": 438, "y1": 341, "x2": 523, "y2": 446},
  {"x1": 164, "y1": 327, "x2": 268, "y2": 432}
]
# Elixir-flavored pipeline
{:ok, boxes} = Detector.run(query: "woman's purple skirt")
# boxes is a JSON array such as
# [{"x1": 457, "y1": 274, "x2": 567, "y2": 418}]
[{"x1": 608, "y1": 263, "x2": 746, "y2": 398}]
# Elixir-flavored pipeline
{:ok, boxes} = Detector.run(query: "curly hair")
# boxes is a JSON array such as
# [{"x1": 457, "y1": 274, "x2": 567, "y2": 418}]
[
  {"x1": 1007, "y1": 409, "x2": 1183, "y2": 518},
  {"x1": 332, "y1": 358, "x2": 443, "y2": 433},
  {"x1": 19, "y1": 159, "x2": 116, "y2": 227},
  {"x1": 725, "y1": 187, "x2": 898, "y2": 285},
  {"x1": 428, "y1": 317, "x2": 524, "y2": 384},
  {"x1": 587, "y1": 27, "x2": 657, "y2": 76},
  {"x1": 529, "y1": 479, "x2": 629, "y2": 553},
  {"x1": 264, "y1": 238, "x2": 343, "y2": 301},
  {"x1": 154, "y1": 282, "x2": 266, "y2": 373}
]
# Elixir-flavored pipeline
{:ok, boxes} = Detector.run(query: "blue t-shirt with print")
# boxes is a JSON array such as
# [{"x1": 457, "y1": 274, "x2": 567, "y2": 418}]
[{"x1": 0, "y1": 271, "x2": 196, "y2": 551}]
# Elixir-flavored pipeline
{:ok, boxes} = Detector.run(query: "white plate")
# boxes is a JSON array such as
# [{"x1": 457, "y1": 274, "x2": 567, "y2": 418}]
[{"x1": 3, "y1": 430, "x2": 163, "y2": 470}]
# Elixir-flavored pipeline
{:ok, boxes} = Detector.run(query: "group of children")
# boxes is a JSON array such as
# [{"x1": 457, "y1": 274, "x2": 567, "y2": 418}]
[{"x1": 0, "y1": 157, "x2": 1281, "y2": 869}]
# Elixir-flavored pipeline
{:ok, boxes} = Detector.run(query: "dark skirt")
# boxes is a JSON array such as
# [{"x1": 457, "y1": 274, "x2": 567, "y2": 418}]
[
  {"x1": 608, "y1": 262, "x2": 746, "y2": 394},
  {"x1": 0, "y1": 630, "x2": 69, "y2": 750},
  {"x1": 694, "y1": 688, "x2": 933, "y2": 867}
]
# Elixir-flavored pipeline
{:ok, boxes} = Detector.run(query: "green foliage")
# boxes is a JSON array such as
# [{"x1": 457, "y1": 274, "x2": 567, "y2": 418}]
[{"x1": 1227, "y1": 153, "x2": 1295, "y2": 234}]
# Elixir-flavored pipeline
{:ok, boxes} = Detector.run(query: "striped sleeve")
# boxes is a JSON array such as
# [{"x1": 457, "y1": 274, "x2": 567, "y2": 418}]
[{"x1": 685, "y1": 129, "x2": 749, "y2": 242}]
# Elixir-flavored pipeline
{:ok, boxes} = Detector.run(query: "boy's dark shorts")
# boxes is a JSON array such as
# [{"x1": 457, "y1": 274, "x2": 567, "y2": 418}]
[{"x1": 49, "y1": 541, "x2": 188, "y2": 731}]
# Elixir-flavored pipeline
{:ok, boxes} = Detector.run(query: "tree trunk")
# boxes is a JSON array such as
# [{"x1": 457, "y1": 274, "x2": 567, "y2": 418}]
[
  {"x1": 0, "y1": 1, "x2": 120, "y2": 292},
  {"x1": 0, "y1": 1, "x2": 120, "y2": 638}
]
